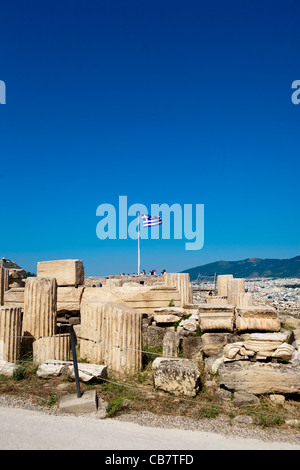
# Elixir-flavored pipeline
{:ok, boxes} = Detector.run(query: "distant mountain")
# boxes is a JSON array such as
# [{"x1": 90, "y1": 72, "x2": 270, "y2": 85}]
[{"x1": 181, "y1": 256, "x2": 300, "y2": 281}]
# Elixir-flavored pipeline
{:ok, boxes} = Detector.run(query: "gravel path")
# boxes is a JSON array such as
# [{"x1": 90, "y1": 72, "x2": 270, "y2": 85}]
[
  {"x1": 1, "y1": 395, "x2": 300, "y2": 450},
  {"x1": 116, "y1": 410, "x2": 300, "y2": 446}
]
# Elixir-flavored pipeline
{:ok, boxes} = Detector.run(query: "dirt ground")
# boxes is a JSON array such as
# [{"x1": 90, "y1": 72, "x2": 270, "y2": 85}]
[{"x1": 2, "y1": 361, "x2": 300, "y2": 437}]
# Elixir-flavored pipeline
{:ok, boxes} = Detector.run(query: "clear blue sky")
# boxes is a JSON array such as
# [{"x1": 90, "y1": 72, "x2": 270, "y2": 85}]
[{"x1": 0, "y1": 0, "x2": 299, "y2": 276}]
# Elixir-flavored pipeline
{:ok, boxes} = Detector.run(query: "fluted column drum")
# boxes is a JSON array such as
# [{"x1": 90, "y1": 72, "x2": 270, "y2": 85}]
[
  {"x1": 229, "y1": 292, "x2": 253, "y2": 307},
  {"x1": 227, "y1": 278, "x2": 245, "y2": 304},
  {"x1": 0, "y1": 306, "x2": 22, "y2": 362},
  {"x1": 217, "y1": 275, "x2": 233, "y2": 296},
  {"x1": 80, "y1": 301, "x2": 142, "y2": 375},
  {"x1": 23, "y1": 277, "x2": 57, "y2": 340}
]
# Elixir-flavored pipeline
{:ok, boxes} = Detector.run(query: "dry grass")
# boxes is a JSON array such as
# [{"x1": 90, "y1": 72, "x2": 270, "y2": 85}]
[{"x1": 1, "y1": 360, "x2": 300, "y2": 431}]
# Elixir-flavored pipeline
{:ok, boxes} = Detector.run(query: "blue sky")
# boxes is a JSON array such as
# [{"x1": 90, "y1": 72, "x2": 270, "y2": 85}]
[{"x1": 0, "y1": 0, "x2": 299, "y2": 276}]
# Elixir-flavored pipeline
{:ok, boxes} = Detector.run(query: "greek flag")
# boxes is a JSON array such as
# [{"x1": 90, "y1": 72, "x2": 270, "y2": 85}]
[{"x1": 141, "y1": 214, "x2": 162, "y2": 227}]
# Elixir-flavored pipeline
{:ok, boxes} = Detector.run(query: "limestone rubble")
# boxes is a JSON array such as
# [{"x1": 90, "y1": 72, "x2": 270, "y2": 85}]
[{"x1": 0, "y1": 258, "x2": 300, "y2": 402}]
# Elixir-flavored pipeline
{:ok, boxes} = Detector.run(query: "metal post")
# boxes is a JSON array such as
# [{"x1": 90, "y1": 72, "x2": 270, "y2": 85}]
[{"x1": 69, "y1": 324, "x2": 82, "y2": 398}]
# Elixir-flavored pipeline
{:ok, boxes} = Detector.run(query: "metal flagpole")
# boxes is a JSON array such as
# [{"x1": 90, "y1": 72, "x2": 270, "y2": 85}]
[{"x1": 137, "y1": 212, "x2": 140, "y2": 275}]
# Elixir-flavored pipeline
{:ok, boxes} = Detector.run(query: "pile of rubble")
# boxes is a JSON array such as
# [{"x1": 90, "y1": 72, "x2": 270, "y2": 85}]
[
  {"x1": 142, "y1": 274, "x2": 300, "y2": 401},
  {"x1": 1, "y1": 260, "x2": 300, "y2": 411},
  {"x1": 0, "y1": 260, "x2": 192, "y2": 378}
]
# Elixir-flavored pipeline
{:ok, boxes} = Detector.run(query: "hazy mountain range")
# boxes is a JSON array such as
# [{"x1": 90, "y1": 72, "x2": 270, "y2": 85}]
[{"x1": 181, "y1": 256, "x2": 300, "y2": 281}]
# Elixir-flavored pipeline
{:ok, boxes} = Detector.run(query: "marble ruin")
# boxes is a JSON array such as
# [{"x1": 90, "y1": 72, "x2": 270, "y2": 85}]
[
  {"x1": 0, "y1": 306, "x2": 22, "y2": 363},
  {"x1": 80, "y1": 300, "x2": 142, "y2": 375},
  {"x1": 0, "y1": 257, "x2": 300, "y2": 405}
]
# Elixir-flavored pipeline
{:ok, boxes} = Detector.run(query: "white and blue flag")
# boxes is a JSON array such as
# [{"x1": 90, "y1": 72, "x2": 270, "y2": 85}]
[{"x1": 141, "y1": 214, "x2": 162, "y2": 227}]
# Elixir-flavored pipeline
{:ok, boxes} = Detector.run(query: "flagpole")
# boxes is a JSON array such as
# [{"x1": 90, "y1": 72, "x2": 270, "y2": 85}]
[{"x1": 137, "y1": 212, "x2": 140, "y2": 275}]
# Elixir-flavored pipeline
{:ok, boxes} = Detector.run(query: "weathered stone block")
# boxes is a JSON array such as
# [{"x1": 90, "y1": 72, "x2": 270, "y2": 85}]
[
  {"x1": 219, "y1": 361, "x2": 300, "y2": 395},
  {"x1": 222, "y1": 332, "x2": 295, "y2": 361},
  {"x1": 152, "y1": 357, "x2": 201, "y2": 397},
  {"x1": 182, "y1": 336, "x2": 203, "y2": 360},
  {"x1": 162, "y1": 330, "x2": 180, "y2": 358},
  {"x1": 201, "y1": 332, "x2": 238, "y2": 356},
  {"x1": 81, "y1": 285, "x2": 181, "y2": 315},
  {"x1": 4, "y1": 287, "x2": 24, "y2": 310},
  {"x1": 223, "y1": 342, "x2": 254, "y2": 359},
  {"x1": 199, "y1": 304, "x2": 235, "y2": 332},
  {"x1": 227, "y1": 278, "x2": 245, "y2": 304},
  {"x1": 33, "y1": 334, "x2": 70, "y2": 365},
  {"x1": 36, "y1": 359, "x2": 107, "y2": 383},
  {"x1": 146, "y1": 325, "x2": 165, "y2": 349},
  {"x1": 229, "y1": 293, "x2": 253, "y2": 307},
  {"x1": 154, "y1": 314, "x2": 181, "y2": 324},
  {"x1": 37, "y1": 259, "x2": 84, "y2": 286},
  {"x1": 177, "y1": 317, "x2": 198, "y2": 336},
  {"x1": 235, "y1": 306, "x2": 281, "y2": 332},
  {"x1": 200, "y1": 312, "x2": 235, "y2": 332},
  {"x1": 70, "y1": 363, "x2": 107, "y2": 383},
  {"x1": 164, "y1": 273, "x2": 192, "y2": 307},
  {"x1": 106, "y1": 278, "x2": 123, "y2": 287},
  {"x1": 36, "y1": 359, "x2": 70, "y2": 378},
  {"x1": 198, "y1": 304, "x2": 235, "y2": 313},
  {"x1": 233, "y1": 391, "x2": 259, "y2": 407},
  {"x1": 217, "y1": 275, "x2": 233, "y2": 296},
  {"x1": 57, "y1": 286, "x2": 85, "y2": 313},
  {"x1": 243, "y1": 333, "x2": 289, "y2": 354},
  {"x1": 0, "y1": 359, "x2": 25, "y2": 378},
  {"x1": 153, "y1": 307, "x2": 186, "y2": 317}
]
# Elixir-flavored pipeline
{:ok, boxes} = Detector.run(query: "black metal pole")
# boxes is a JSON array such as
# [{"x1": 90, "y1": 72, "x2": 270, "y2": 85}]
[{"x1": 69, "y1": 324, "x2": 82, "y2": 398}]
